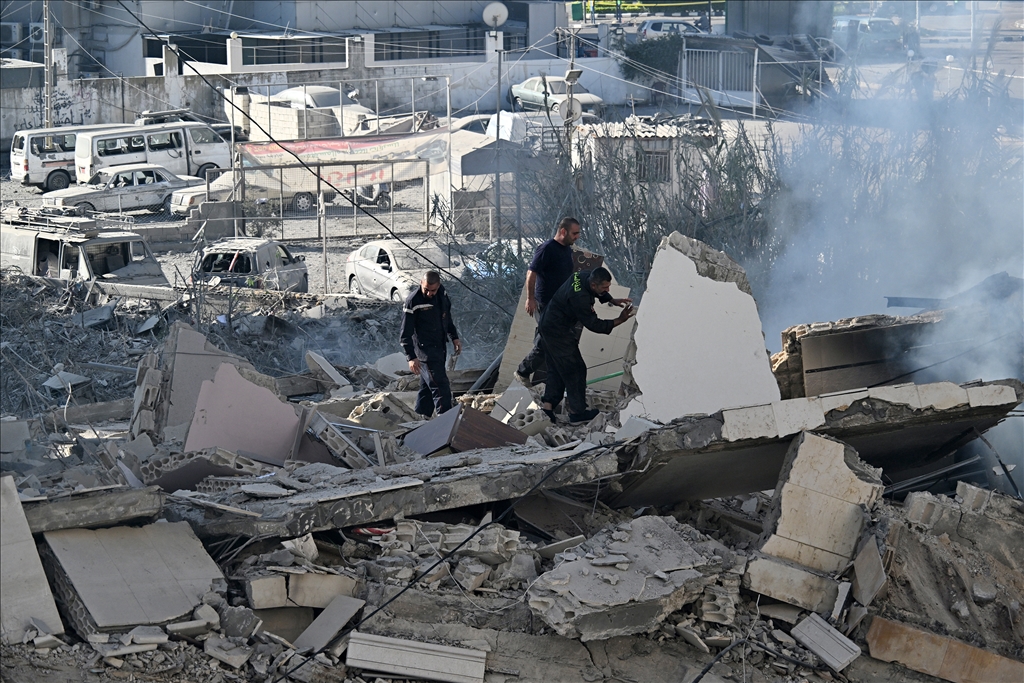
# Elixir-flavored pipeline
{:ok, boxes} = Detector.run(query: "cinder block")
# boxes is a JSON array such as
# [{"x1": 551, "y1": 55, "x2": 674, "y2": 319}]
[
  {"x1": 287, "y1": 573, "x2": 358, "y2": 609},
  {"x1": 743, "y1": 554, "x2": 839, "y2": 613},
  {"x1": 245, "y1": 575, "x2": 287, "y2": 610},
  {"x1": 792, "y1": 612, "x2": 860, "y2": 671},
  {"x1": 904, "y1": 492, "x2": 943, "y2": 528},
  {"x1": 955, "y1": 481, "x2": 991, "y2": 513}
]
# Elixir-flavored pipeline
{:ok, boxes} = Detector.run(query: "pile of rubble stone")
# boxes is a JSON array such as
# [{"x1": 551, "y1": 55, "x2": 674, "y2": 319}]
[{"x1": 2, "y1": 234, "x2": 1022, "y2": 683}]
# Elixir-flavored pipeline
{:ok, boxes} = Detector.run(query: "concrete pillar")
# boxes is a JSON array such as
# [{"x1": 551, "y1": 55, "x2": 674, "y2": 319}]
[{"x1": 162, "y1": 43, "x2": 179, "y2": 76}]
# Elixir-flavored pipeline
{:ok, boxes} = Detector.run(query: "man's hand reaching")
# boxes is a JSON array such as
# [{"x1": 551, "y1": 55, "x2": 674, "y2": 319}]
[{"x1": 409, "y1": 358, "x2": 421, "y2": 374}]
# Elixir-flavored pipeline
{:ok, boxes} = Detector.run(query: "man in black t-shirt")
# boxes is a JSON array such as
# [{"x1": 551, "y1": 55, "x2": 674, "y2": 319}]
[{"x1": 515, "y1": 217, "x2": 581, "y2": 385}]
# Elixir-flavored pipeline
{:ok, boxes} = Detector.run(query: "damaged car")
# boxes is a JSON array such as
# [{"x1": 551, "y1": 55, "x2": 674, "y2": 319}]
[
  {"x1": 344, "y1": 239, "x2": 465, "y2": 301},
  {"x1": 192, "y1": 238, "x2": 308, "y2": 292},
  {"x1": 42, "y1": 163, "x2": 204, "y2": 216}
]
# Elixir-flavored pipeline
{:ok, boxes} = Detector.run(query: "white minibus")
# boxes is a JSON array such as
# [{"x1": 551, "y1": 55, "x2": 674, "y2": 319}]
[
  {"x1": 10, "y1": 124, "x2": 126, "y2": 191},
  {"x1": 75, "y1": 121, "x2": 230, "y2": 184}
]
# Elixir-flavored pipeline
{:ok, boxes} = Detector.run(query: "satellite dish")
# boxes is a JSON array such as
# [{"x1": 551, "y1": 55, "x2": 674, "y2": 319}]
[
  {"x1": 561, "y1": 98, "x2": 583, "y2": 123},
  {"x1": 483, "y1": 2, "x2": 508, "y2": 28}
]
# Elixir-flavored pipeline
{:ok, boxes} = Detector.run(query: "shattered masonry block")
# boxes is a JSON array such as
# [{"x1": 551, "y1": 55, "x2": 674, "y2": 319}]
[
  {"x1": 348, "y1": 392, "x2": 422, "y2": 431},
  {"x1": 903, "y1": 492, "x2": 944, "y2": 528},
  {"x1": 509, "y1": 408, "x2": 553, "y2": 437},
  {"x1": 792, "y1": 613, "x2": 860, "y2": 672},
  {"x1": 771, "y1": 398, "x2": 825, "y2": 438},
  {"x1": 441, "y1": 525, "x2": 521, "y2": 566},
  {"x1": 956, "y1": 481, "x2": 991, "y2": 513},
  {"x1": 699, "y1": 585, "x2": 736, "y2": 626},
  {"x1": 621, "y1": 232, "x2": 780, "y2": 425},
  {"x1": 585, "y1": 389, "x2": 619, "y2": 413},
  {"x1": 205, "y1": 635, "x2": 253, "y2": 669},
  {"x1": 287, "y1": 573, "x2": 358, "y2": 609},
  {"x1": 758, "y1": 432, "x2": 882, "y2": 573},
  {"x1": 457, "y1": 393, "x2": 498, "y2": 413},
  {"x1": 867, "y1": 384, "x2": 923, "y2": 409},
  {"x1": 492, "y1": 383, "x2": 538, "y2": 423},
  {"x1": 452, "y1": 558, "x2": 491, "y2": 592},
  {"x1": 527, "y1": 516, "x2": 711, "y2": 642},
  {"x1": 916, "y1": 382, "x2": 968, "y2": 410},
  {"x1": 721, "y1": 404, "x2": 777, "y2": 442},
  {"x1": 490, "y1": 554, "x2": 539, "y2": 591}
]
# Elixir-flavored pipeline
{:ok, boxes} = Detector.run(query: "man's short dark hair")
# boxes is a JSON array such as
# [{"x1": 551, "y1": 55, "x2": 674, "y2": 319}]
[
  {"x1": 591, "y1": 267, "x2": 612, "y2": 284},
  {"x1": 556, "y1": 217, "x2": 580, "y2": 236},
  {"x1": 423, "y1": 271, "x2": 441, "y2": 285}
]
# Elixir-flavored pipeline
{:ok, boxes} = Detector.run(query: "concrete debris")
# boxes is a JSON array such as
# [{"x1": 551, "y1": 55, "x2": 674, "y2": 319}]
[
  {"x1": 1, "y1": 252, "x2": 1021, "y2": 683},
  {"x1": 527, "y1": 516, "x2": 716, "y2": 641},
  {"x1": 621, "y1": 233, "x2": 781, "y2": 424},
  {"x1": 0, "y1": 475, "x2": 65, "y2": 642}
]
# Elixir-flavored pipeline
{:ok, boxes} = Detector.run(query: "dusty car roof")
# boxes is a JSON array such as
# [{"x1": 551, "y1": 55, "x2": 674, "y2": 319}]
[
  {"x1": 203, "y1": 238, "x2": 277, "y2": 251},
  {"x1": 94, "y1": 163, "x2": 179, "y2": 174}
]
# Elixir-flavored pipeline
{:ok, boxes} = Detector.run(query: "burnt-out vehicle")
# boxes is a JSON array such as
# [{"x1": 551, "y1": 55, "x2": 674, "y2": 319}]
[{"x1": 193, "y1": 238, "x2": 308, "y2": 292}]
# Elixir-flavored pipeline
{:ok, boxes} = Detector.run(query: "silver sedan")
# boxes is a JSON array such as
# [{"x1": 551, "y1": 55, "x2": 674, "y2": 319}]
[{"x1": 42, "y1": 163, "x2": 204, "y2": 215}]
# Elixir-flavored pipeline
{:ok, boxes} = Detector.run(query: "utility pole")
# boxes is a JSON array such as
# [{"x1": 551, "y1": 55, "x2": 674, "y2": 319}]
[
  {"x1": 494, "y1": 35, "x2": 502, "y2": 240},
  {"x1": 43, "y1": 0, "x2": 53, "y2": 127}
]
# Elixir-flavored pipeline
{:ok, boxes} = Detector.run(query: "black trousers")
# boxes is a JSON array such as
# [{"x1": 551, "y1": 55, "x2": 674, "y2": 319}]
[
  {"x1": 516, "y1": 307, "x2": 547, "y2": 382},
  {"x1": 540, "y1": 331, "x2": 588, "y2": 416},
  {"x1": 415, "y1": 357, "x2": 453, "y2": 417}
]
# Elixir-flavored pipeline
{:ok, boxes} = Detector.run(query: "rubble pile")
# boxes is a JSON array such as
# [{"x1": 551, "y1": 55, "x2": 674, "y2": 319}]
[{"x1": 2, "y1": 235, "x2": 1022, "y2": 683}]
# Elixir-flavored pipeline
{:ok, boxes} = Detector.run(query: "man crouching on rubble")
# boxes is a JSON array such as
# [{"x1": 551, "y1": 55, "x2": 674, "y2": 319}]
[
  {"x1": 540, "y1": 267, "x2": 633, "y2": 423},
  {"x1": 400, "y1": 270, "x2": 462, "y2": 417}
]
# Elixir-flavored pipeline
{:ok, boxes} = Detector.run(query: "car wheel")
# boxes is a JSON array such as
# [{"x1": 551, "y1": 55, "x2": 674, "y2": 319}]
[
  {"x1": 550, "y1": 101, "x2": 560, "y2": 116},
  {"x1": 196, "y1": 164, "x2": 215, "y2": 180},
  {"x1": 375, "y1": 193, "x2": 392, "y2": 212},
  {"x1": 514, "y1": 96, "x2": 524, "y2": 111},
  {"x1": 74, "y1": 202, "x2": 94, "y2": 216},
  {"x1": 292, "y1": 192, "x2": 314, "y2": 212},
  {"x1": 390, "y1": 288, "x2": 402, "y2": 302},
  {"x1": 46, "y1": 171, "x2": 71, "y2": 191},
  {"x1": 348, "y1": 275, "x2": 362, "y2": 295}
]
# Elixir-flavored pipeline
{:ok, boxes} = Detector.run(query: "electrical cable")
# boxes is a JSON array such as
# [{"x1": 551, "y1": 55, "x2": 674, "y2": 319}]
[
  {"x1": 867, "y1": 331, "x2": 1015, "y2": 387},
  {"x1": 267, "y1": 439, "x2": 619, "y2": 683},
  {"x1": 113, "y1": 0, "x2": 518, "y2": 320}
]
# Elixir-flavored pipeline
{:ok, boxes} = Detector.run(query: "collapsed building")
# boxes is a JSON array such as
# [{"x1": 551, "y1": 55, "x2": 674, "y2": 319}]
[{"x1": 1, "y1": 233, "x2": 1022, "y2": 683}]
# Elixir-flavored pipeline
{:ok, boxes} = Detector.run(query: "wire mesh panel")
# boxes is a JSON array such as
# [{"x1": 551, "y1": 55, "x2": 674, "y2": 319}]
[
  {"x1": 684, "y1": 49, "x2": 754, "y2": 92},
  {"x1": 203, "y1": 161, "x2": 428, "y2": 240}
]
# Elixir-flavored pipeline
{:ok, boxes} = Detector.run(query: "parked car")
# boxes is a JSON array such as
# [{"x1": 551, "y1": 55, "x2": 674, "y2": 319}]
[
  {"x1": 192, "y1": 238, "x2": 308, "y2": 292},
  {"x1": 42, "y1": 163, "x2": 204, "y2": 215},
  {"x1": 465, "y1": 238, "x2": 545, "y2": 278},
  {"x1": 637, "y1": 18, "x2": 702, "y2": 41},
  {"x1": 831, "y1": 16, "x2": 902, "y2": 55},
  {"x1": 170, "y1": 168, "x2": 335, "y2": 216},
  {"x1": 344, "y1": 239, "x2": 466, "y2": 302},
  {"x1": 509, "y1": 76, "x2": 604, "y2": 116}
]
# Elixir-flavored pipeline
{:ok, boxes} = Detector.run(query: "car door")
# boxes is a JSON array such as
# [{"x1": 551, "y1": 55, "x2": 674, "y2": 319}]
[
  {"x1": 134, "y1": 169, "x2": 165, "y2": 207},
  {"x1": 367, "y1": 247, "x2": 392, "y2": 297},
  {"x1": 146, "y1": 130, "x2": 186, "y2": 175},
  {"x1": 274, "y1": 244, "x2": 306, "y2": 291},
  {"x1": 105, "y1": 170, "x2": 137, "y2": 212}
]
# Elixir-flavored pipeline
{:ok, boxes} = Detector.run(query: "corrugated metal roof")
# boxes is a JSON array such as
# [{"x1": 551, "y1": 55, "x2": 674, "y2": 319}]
[{"x1": 575, "y1": 116, "x2": 717, "y2": 139}]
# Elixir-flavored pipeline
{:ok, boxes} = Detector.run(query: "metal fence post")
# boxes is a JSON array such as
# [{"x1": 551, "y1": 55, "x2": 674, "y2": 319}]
[{"x1": 751, "y1": 50, "x2": 758, "y2": 120}]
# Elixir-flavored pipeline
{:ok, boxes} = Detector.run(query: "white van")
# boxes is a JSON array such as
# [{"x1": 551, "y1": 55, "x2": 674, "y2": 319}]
[
  {"x1": 11, "y1": 124, "x2": 126, "y2": 191},
  {"x1": 75, "y1": 121, "x2": 230, "y2": 184}
]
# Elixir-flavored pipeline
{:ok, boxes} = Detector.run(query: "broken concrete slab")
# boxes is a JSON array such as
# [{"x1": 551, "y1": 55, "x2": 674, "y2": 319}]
[
  {"x1": 293, "y1": 594, "x2": 365, "y2": 652},
  {"x1": 21, "y1": 486, "x2": 163, "y2": 533},
  {"x1": 346, "y1": 631, "x2": 486, "y2": 683},
  {"x1": 204, "y1": 635, "x2": 253, "y2": 669},
  {"x1": 490, "y1": 381, "x2": 537, "y2": 423},
  {"x1": 621, "y1": 233, "x2": 780, "y2": 424},
  {"x1": 41, "y1": 521, "x2": 223, "y2": 636},
  {"x1": 851, "y1": 540, "x2": 887, "y2": 607},
  {"x1": 792, "y1": 612, "x2": 860, "y2": 671},
  {"x1": 305, "y1": 351, "x2": 351, "y2": 389},
  {"x1": 0, "y1": 419, "x2": 32, "y2": 454},
  {"x1": 0, "y1": 476, "x2": 64, "y2": 642},
  {"x1": 198, "y1": 446, "x2": 617, "y2": 540},
  {"x1": 866, "y1": 616, "x2": 1024, "y2": 683},
  {"x1": 527, "y1": 516, "x2": 713, "y2": 641},
  {"x1": 608, "y1": 379, "x2": 1023, "y2": 507},
  {"x1": 403, "y1": 405, "x2": 528, "y2": 456},
  {"x1": 183, "y1": 363, "x2": 301, "y2": 466},
  {"x1": 758, "y1": 432, "x2": 882, "y2": 573}
]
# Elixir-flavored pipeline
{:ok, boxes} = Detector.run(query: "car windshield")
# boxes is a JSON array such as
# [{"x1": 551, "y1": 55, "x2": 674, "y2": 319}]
[
  {"x1": 87, "y1": 171, "x2": 114, "y2": 185},
  {"x1": 392, "y1": 247, "x2": 451, "y2": 270}
]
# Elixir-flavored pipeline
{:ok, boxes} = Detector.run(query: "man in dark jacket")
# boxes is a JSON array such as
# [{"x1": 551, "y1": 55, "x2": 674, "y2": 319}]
[
  {"x1": 400, "y1": 271, "x2": 462, "y2": 417},
  {"x1": 539, "y1": 267, "x2": 633, "y2": 423},
  {"x1": 515, "y1": 217, "x2": 581, "y2": 385}
]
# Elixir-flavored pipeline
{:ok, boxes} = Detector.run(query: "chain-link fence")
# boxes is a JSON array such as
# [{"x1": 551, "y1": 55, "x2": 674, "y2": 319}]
[{"x1": 201, "y1": 160, "x2": 430, "y2": 240}]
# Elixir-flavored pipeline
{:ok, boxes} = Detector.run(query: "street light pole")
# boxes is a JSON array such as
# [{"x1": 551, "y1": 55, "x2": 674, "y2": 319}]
[{"x1": 494, "y1": 34, "x2": 502, "y2": 240}]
